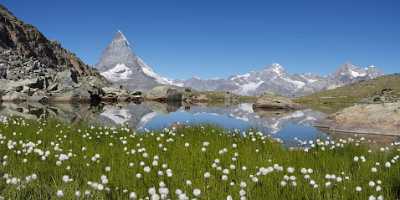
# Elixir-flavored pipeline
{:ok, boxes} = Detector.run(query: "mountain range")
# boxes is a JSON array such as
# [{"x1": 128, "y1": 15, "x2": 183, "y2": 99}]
[{"x1": 97, "y1": 31, "x2": 384, "y2": 97}]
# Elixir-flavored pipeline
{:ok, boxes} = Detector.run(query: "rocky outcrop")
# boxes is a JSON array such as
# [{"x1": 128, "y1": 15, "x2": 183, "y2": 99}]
[
  {"x1": 317, "y1": 102, "x2": 400, "y2": 135},
  {"x1": 0, "y1": 4, "x2": 111, "y2": 103},
  {"x1": 0, "y1": 5, "x2": 101, "y2": 76},
  {"x1": 0, "y1": 50, "x2": 108, "y2": 103},
  {"x1": 253, "y1": 95, "x2": 303, "y2": 110},
  {"x1": 101, "y1": 86, "x2": 143, "y2": 102},
  {"x1": 360, "y1": 88, "x2": 400, "y2": 104},
  {"x1": 145, "y1": 86, "x2": 184, "y2": 102}
]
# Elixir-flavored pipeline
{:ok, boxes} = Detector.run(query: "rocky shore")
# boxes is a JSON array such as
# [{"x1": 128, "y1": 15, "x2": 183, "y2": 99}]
[{"x1": 316, "y1": 102, "x2": 400, "y2": 136}]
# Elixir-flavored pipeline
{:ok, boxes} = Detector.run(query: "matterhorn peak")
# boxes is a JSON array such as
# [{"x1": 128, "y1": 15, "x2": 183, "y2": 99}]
[
  {"x1": 111, "y1": 30, "x2": 131, "y2": 47},
  {"x1": 96, "y1": 30, "x2": 178, "y2": 91}
]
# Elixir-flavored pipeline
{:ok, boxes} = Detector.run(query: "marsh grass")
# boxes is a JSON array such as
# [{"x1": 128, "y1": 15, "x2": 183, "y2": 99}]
[{"x1": 0, "y1": 117, "x2": 398, "y2": 199}]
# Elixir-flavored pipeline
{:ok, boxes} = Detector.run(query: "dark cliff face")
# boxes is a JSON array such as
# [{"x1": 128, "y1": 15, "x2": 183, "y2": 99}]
[{"x1": 0, "y1": 4, "x2": 97, "y2": 76}]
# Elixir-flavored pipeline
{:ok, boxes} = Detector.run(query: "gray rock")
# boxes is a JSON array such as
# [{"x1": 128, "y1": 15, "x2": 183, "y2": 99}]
[
  {"x1": 318, "y1": 102, "x2": 400, "y2": 135},
  {"x1": 145, "y1": 86, "x2": 183, "y2": 102},
  {"x1": 253, "y1": 95, "x2": 303, "y2": 110}
]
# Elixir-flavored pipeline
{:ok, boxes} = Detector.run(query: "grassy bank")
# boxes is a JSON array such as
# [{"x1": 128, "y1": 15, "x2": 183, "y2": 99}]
[
  {"x1": 0, "y1": 118, "x2": 399, "y2": 199},
  {"x1": 295, "y1": 74, "x2": 400, "y2": 113}
]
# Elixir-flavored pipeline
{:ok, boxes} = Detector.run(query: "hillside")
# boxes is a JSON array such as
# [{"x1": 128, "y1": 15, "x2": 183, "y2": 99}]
[
  {"x1": 0, "y1": 4, "x2": 110, "y2": 102},
  {"x1": 295, "y1": 74, "x2": 400, "y2": 113}
]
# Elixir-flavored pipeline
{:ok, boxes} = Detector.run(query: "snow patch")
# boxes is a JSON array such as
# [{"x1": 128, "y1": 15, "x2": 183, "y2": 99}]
[
  {"x1": 281, "y1": 77, "x2": 306, "y2": 89},
  {"x1": 349, "y1": 69, "x2": 366, "y2": 78},
  {"x1": 137, "y1": 112, "x2": 158, "y2": 129},
  {"x1": 231, "y1": 73, "x2": 250, "y2": 80},
  {"x1": 136, "y1": 57, "x2": 182, "y2": 86},
  {"x1": 237, "y1": 81, "x2": 264, "y2": 94},
  {"x1": 101, "y1": 63, "x2": 133, "y2": 81},
  {"x1": 100, "y1": 106, "x2": 131, "y2": 124}
]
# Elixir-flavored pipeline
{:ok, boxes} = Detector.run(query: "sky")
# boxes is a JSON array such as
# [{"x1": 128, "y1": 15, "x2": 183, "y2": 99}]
[{"x1": 2, "y1": 0, "x2": 399, "y2": 79}]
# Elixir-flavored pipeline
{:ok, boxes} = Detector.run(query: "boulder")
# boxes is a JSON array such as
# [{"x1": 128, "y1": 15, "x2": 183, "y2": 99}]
[
  {"x1": 145, "y1": 86, "x2": 183, "y2": 102},
  {"x1": 253, "y1": 95, "x2": 303, "y2": 110},
  {"x1": 318, "y1": 102, "x2": 400, "y2": 135}
]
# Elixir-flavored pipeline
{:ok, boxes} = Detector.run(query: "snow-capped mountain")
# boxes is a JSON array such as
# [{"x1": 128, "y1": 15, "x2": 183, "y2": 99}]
[
  {"x1": 96, "y1": 31, "x2": 179, "y2": 91},
  {"x1": 178, "y1": 63, "x2": 383, "y2": 96},
  {"x1": 96, "y1": 31, "x2": 383, "y2": 96}
]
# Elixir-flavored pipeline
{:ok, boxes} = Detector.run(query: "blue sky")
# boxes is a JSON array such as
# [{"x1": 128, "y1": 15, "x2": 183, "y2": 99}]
[{"x1": 3, "y1": 0, "x2": 399, "y2": 79}]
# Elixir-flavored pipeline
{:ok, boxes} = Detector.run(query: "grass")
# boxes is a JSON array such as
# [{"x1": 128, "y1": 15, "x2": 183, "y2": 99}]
[
  {"x1": 295, "y1": 74, "x2": 400, "y2": 113},
  {"x1": 0, "y1": 117, "x2": 399, "y2": 199}
]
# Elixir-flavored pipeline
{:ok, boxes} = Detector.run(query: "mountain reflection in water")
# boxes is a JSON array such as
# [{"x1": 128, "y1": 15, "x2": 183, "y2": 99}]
[{"x1": 0, "y1": 102, "x2": 397, "y2": 146}]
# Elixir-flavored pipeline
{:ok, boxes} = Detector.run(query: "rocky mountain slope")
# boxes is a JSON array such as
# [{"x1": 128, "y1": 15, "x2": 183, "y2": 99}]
[
  {"x1": 0, "y1": 4, "x2": 109, "y2": 102},
  {"x1": 96, "y1": 31, "x2": 178, "y2": 91}
]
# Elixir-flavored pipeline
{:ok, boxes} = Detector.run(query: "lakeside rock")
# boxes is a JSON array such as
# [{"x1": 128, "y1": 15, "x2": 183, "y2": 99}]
[
  {"x1": 144, "y1": 86, "x2": 184, "y2": 102},
  {"x1": 317, "y1": 102, "x2": 400, "y2": 135},
  {"x1": 253, "y1": 95, "x2": 303, "y2": 110}
]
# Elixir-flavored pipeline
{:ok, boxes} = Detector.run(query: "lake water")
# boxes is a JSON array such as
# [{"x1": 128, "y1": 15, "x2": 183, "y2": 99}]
[{"x1": 0, "y1": 102, "x2": 334, "y2": 146}]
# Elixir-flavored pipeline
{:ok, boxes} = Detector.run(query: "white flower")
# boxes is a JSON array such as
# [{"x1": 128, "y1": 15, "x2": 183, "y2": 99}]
[
  {"x1": 105, "y1": 166, "x2": 111, "y2": 172},
  {"x1": 75, "y1": 191, "x2": 81, "y2": 197},
  {"x1": 129, "y1": 192, "x2": 137, "y2": 199},
  {"x1": 148, "y1": 187, "x2": 157, "y2": 195},
  {"x1": 371, "y1": 167, "x2": 378, "y2": 173},
  {"x1": 369, "y1": 181, "x2": 376, "y2": 187},
  {"x1": 353, "y1": 156, "x2": 359, "y2": 162},
  {"x1": 56, "y1": 190, "x2": 64, "y2": 198},
  {"x1": 144, "y1": 166, "x2": 151, "y2": 173},
  {"x1": 287, "y1": 167, "x2": 295, "y2": 173},
  {"x1": 355, "y1": 186, "x2": 362, "y2": 192},
  {"x1": 193, "y1": 188, "x2": 201, "y2": 197},
  {"x1": 62, "y1": 175, "x2": 71, "y2": 183},
  {"x1": 325, "y1": 181, "x2": 331, "y2": 187},
  {"x1": 97, "y1": 183, "x2": 104, "y2": 191},
  {"x1": 239, "y1": 189, "x2": 246, "y2": 196},
  {"x1": 369, "y1": 195, "x2": 377, "y2": 200},
  {"x1": 280, "y1": 180, "x2": 287, "y2": 187},
  {"x1": 204, "y1": 172, "x2": 211, "y2": 179},
  {"x1": 385, "y1": 162, "x2": 391, "y2": 168}
]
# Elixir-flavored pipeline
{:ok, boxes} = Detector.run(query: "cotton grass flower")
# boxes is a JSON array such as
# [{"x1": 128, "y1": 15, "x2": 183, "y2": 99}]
[
  {"x1": 56, "y1": 190, "x2": 64, "y2": 198},
  {"x1": 193, "y1": 188, "x2": 201, "y2": 197}
]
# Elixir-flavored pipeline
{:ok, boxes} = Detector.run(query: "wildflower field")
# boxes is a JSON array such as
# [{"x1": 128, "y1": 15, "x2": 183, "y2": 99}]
[{"x1": 0, "y1": 117, "x2": 399, "y2": 200}]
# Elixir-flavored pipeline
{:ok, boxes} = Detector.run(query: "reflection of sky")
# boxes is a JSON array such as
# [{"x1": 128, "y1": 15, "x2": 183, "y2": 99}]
[
  {"x1": 141, "y1": 110, "x2": 327, "y2": 146},
  {"x1": 271, "y1": 123, "x2": 328, "y2": 147},
  {"x1": 141, "y1": 111, "x2": 251, "y2": 131}
]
